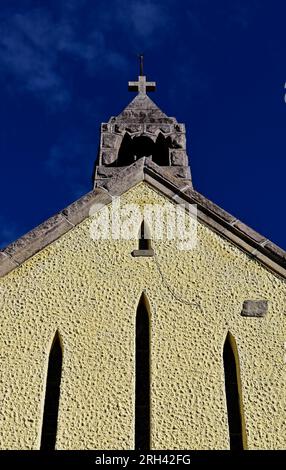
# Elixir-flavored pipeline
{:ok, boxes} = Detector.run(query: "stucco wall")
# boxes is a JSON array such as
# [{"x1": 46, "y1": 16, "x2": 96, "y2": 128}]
[{"x1": 0, "y1": 182, "x2": 285, "y2": 449}]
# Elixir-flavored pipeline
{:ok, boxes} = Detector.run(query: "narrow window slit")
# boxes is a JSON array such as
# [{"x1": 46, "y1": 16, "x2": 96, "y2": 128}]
[
  {"x1": 40, "y1": 332, "x2": 62, "y2": 450},
  {"x1": 223, "y1": 333, "x2": 245, "y2": 450},
  {"x1": 135, "y1": 294, "x2": 150, "y2": 450},
  {"x1": 132, "y1": 221, "x2": 154, "y2": 257}
]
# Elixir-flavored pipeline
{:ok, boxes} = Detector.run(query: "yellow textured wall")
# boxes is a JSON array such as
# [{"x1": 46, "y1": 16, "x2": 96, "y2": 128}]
[{"x1": 0, "y1": 182, "x2": 285, "y2": 450}]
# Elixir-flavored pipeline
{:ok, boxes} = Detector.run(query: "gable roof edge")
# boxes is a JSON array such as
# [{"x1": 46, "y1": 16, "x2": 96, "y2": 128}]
[
  {"x1": 0, "y1": 159, "x2": 285, "y2": 280},
  {"x1": 141, "y1": 164, "x2": 286, "y2": 279}
]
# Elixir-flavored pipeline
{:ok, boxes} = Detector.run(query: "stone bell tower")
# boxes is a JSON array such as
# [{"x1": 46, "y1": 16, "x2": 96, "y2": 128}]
[{"x1": 94, "y1": 57, "x2": 191, "y2": 187}]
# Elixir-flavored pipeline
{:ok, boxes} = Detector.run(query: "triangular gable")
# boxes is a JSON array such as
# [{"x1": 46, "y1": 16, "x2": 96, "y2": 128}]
[{"x1": 1, "y1": 159, "x2": 285, "y2": 278}]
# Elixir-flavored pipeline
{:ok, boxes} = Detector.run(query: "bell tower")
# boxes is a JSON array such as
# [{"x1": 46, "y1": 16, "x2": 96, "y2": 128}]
[{"x1": 94, "y1": 57, "x2": 192, "y2": 187}]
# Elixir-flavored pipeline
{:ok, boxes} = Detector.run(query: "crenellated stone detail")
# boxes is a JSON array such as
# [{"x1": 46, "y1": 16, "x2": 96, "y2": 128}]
[
  {"x1": 98, "y1": 121, "x2": 187, "y2": 166},
  {"x1": 94, "y1": 94, "x2": 191, "y2": 185}
]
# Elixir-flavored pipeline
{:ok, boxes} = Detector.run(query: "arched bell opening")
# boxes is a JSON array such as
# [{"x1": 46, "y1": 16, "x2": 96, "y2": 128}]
[{"x1": 109, "y1": 132, "x2": 173, "y2": 167}]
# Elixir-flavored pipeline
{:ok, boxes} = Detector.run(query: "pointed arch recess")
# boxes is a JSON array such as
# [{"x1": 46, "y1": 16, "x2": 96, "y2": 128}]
[
  {"x1": 223, "y1": 332, "x2": 247, "y2": 450},
  {"x1": 40, "y1": 331, "x2": 63, "y2": 450},
  {"x1": 135, "y1": 292, "x2": 151, "y2": 450}
]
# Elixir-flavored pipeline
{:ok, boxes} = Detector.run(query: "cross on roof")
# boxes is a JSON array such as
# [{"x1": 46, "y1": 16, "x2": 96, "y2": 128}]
[{"x1": 128, "y1": 55, "x2": 156, "y2": 95}]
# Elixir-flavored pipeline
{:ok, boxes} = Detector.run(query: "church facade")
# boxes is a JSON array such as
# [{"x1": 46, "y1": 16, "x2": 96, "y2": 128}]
[{"x1": 0, "y1": 70, "x2": 285, "y2": 450}]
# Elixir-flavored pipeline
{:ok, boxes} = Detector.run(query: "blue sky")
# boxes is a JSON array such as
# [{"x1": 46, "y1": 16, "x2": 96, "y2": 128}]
[{"x1": 0, "y1": 0, "x2": 285, "y2": 249}]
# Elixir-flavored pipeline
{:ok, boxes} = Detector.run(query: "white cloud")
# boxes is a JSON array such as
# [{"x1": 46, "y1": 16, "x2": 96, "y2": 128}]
[
  {"x1": 44, "y1": 129, "x2": 95, "y2": 190},
  {"x1": 129, "y1": 1, "x2": 169, "y2": 37},
  {"x1": 61, "y1": 0, "x2": 87, "y2": 12},
  {"x1": 0, "y1": 4, "x2": 128, "y2": 108},
  {"x1": 0, "y1": 9, "x2": 69, "y2": 105}
]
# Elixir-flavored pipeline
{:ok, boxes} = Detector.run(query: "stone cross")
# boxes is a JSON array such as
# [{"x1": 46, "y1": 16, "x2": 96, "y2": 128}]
[
  {"x1": 128, "y1": 56, "x2": 156, "y2": 94},
  {"x1": 128, "y1": 76, "x2": 156, "y2": 94}
]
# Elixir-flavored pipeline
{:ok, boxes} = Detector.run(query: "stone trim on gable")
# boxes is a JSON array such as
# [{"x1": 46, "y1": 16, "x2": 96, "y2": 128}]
[{"x1": 1, "y1": 159, "x2": 285, "y2": 279}]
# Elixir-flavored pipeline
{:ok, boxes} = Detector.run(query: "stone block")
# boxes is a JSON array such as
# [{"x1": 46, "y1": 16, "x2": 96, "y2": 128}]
[
  {"x1": 241, "y1": 300, "x2": 268, "y2": 317},
  {"x1": 131, "y1": 249, "x2": 154, "y2": 257},
  {"x1": 114, "y1": 124, "x2": 125, "y2": 133},
  {"x1": 159, "y1": 125, "x2": 171, "y2": 133},
  {"x1": 102, "y1": 133, "x2": 120, "y2": 149},
  {"x1": 170, "y1": 150, "x2": 188, "y2": 166},
  {"x1": 171, "y1": 134, "x2": 186, "y2": 149},
  {"x1": 233, "y1": 220, "x2": 266, "y2": 244},
  {"x1": 174, "y1": 124, "x2": 185, "y2": 132},
  {"x1": 125, "y1": 125, "x2": 142, "y2": 133},
  {"x1": 263, "y1": 241, "x2": 286, "y2": 264},
  {"x1": 185, "y1": 189, "x2": 236, "y2": 224},
  {"x1": 101, "y1": 150, "x2": 117, "y2": 165},
  {"x1": 0, "y1": 252, "x2": 18, "y2": 277},
  {"x1": 63, "y1": 189, "x2": 112, "y2": 226},
  {"x1": 3, "y1": 213, "x2": 72, "y2": 265},
  {"x1": 101, "y1": 123, "x2": 108, "y2": 132},
  {"x1": 104, "y1": 160, "x2": 145, "y2": 196}
]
